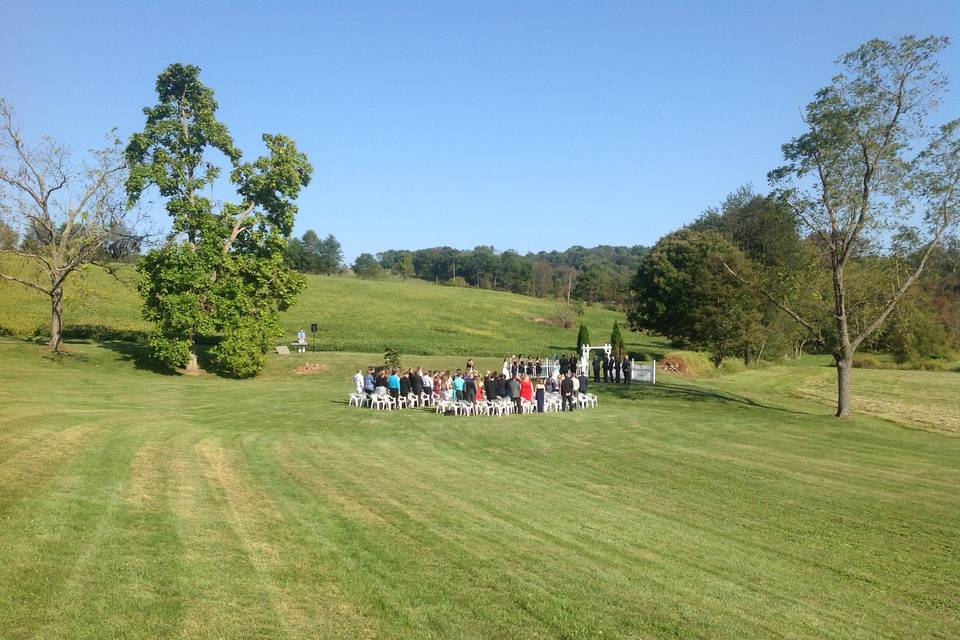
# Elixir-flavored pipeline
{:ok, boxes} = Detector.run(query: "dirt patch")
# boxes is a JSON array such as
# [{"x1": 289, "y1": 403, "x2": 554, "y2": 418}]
[
  {"x1": 660, "y1": 353, "x2": 697, "y2": 377},
  {"x1": 293, "y1": 362, "x2": 328, "y2": 375}
]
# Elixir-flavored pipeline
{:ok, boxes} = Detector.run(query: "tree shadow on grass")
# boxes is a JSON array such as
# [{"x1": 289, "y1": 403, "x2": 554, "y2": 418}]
[
  {"x1": 599, "y1": 380, "x2": 810, "y2": 415},
  {"x1": 96, "y1": 340, "x2": 178, "y2": 376}
]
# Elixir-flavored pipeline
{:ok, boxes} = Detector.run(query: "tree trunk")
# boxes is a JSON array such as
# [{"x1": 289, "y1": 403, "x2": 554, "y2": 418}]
[
  {"x1": 49, "y1": 286, "x2": 64, "y2": 353},
  {"x1": 832, "y1": 262, "x2": 854, "y2": 418},
  {"x1": 835, "y1": 352, "x2": 853, "y2": 417},
  {"x1": 185, "y1": 346, "x2": 199, "y2": 373}
]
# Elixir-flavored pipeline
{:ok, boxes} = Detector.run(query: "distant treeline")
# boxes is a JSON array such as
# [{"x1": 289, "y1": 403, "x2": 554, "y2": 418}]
[{"x1": 284, "y1": 234, "x2": 646, "y2": 309}]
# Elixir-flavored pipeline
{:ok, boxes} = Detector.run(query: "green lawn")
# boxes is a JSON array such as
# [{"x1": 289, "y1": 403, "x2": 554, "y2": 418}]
[{"x1": 1, "y1": 338, "x2": 957, "y2": 639}]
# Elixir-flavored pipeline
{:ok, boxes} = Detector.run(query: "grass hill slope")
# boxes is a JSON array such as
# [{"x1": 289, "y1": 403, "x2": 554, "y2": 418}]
[{"x1": 0, "y1": 258, "x2": 665, "y2": 357}]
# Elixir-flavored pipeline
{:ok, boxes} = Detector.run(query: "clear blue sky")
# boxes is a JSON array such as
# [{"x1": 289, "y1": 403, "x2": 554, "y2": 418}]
[{"x1": 2, "y1": 1, "x2": 958, "y2": 261}]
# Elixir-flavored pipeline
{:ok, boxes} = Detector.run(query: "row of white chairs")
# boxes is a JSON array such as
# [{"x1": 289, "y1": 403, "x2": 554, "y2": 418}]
[
  {"x1": 348, "y1": 388, "x2": 599, "y2": 414},
  {"x1": 436, "y1": 392, "x2": 598, "y2": 416},
  {"x1": 348, "y1": 388, "x2": 437, "y2": 410}
]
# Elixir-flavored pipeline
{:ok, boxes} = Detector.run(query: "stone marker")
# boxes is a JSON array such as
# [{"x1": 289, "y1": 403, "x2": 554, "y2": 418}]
[{"x1": 275, "y1": 345, "x2": 290, "y2": 355}]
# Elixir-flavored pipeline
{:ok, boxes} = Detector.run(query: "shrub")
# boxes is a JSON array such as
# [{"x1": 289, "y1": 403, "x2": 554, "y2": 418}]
[
  {"x1": 548, "y1": 301, "x2": 577, "y2": 328},
  {"x1": 852, "y1": 356, "x2": 883, "y2": 369},
  {"x1": 576, "y1": 323, "x2": 590, "y2": 351},
  {"x1": 384, "y1": 346, "x2": 402, "y2": 370}
]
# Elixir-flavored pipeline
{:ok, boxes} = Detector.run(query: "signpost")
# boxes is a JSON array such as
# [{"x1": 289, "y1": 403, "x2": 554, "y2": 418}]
[{"x1": 310, "y1": 323, "x2": 318, "y2": 352}]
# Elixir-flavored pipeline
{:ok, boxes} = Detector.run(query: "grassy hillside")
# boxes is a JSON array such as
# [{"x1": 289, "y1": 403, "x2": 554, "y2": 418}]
[
  {"x1": 0, "y1": 258, "x2": 665, "y2": 357},
  {"x1": 1, "y1": 338, "x2": 958, "y2": 638}
]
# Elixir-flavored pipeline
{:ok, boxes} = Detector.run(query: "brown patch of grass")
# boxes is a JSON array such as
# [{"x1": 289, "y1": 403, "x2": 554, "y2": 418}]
[
  {"x1": 0, "y1": 425, "x2": 97, "y2": 497},
  {"x1": 293, "y1": 362, "x2": 328, "y2": 375},
  {"x1": 796, "y1": 371, "x2": 960, "y2": 434},
  {"x1": 125, "y1": 441, "x2": 167, "y2": 510}
]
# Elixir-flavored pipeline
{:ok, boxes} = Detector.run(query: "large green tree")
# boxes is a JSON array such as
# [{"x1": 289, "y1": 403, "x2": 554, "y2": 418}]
[
  {"x1": 693, "y1": 187, "x2": 822, "y2": 362},
  {"x1": 736, "y1": 36, "x2": 959, "y2": 416},
  {"x1": 126, "y1": 64, "x2": 312, "y2": 376},
  {"x1": 629, "y1": 230, "x2": 762, "y2": 367}
]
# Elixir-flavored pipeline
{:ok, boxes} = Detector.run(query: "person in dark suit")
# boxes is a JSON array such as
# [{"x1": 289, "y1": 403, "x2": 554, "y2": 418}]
[
  {"x1": 558, "y1": 355, "x2": 568, "y2": 377},
  {"x1": 621, "y1": 356, "x2": 631, "y2": 383},
  {"x1": 535, "y1": 357, "x2": 543, "y2": 378},
  {"x1": 409, "y1": 369, "x2": 423, "y2": 397},
  {"x1": 592, "y1": 355, "x2": 601, "y2": 383},
  {"x1": 614, "y1": 354, "x2": 621, "y2": 383},
  {"x1": 399, "y1": 373, "x2": 411, "y2": 397},
  {"x1": 484, "y1": 372, "x2": 497, "y2": 401},
  {"x1": 560, "y1": 373, "x2": 575, "y2": 411},
  {"x1": 463, "y1": 371, "x2": 476, "y2": 404},
  {"x1": 602, "y1": 354, "x2": 610, "y2": 383}
]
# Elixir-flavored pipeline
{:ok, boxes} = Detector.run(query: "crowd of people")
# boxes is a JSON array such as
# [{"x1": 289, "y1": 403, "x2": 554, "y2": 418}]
[{"x1": 352, "y1": 358, "x2": 605, "y2": 414}]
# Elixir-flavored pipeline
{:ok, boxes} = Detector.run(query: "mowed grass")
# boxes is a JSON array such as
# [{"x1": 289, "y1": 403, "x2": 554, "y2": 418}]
[
  {"x1": 0, "y1": 257, "x2": 665, "y2": 357},
  {"x1": 1, "y1": 338, "x2": 958, "y2": 639}
]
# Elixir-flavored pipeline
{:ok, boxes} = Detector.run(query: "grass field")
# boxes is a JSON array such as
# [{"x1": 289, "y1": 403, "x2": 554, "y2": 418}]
[
  {"x1": 0, "y1": 259, "x2": 665, "y2": 357},
  {"x1": 1, "y1": 337, "x2": 958, "y2": 639}
]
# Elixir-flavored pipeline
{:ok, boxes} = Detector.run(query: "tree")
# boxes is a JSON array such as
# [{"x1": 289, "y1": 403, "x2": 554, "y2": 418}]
[
  {"x1": 741, "y1": 36, "x2": 959, "y2": 416},
  {"x1": 314, "y1": 233, "x2": 342, "y2": 275},
  {"x1": 391, "y1": 251, "x2": 414, "y2": 280},
  {"x1": 571, "y1": 263, "x2": 600, "y2": 303},
  {"x1": 630, "y1": 230, "x2": 762, "y2": 366},
  {"x1": 610, "y1": 321, "x2": 625, "y2": 359},
  {"x1": 126, "y1": 64, "x2": 312, "y2": 376},
  {"x1": 284, "y1": 236, "x2": 309, "y2": 272},
  {"x1": 0, "y1": 99, "x2": 133, "y2": 352},
  {"x1": 300, "y1": 229, "x2": 320, "y2": 269},
  {"x1": 692, "y1": 187, "x2": 818, "y2": 362},
  {"x1": 576, "y1": 323, "x2": 590, "y2": 352},
  {"x1": 352, "y1": 253, "x2": 383, "y2": 279}
]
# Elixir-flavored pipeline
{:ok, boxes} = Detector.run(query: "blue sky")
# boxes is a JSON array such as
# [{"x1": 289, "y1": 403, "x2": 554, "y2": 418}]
[{"x1": 2, "y1": 1, "x2": 958, "y2": 261}]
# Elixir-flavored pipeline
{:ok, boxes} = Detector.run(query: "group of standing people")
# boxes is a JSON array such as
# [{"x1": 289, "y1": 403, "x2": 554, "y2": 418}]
[
  {"x1": 592, "y1": 353, "x2": 633, "y2": 384},
  {"x1": 353, "y1": 360, "x2": 589, "y2": 414}
]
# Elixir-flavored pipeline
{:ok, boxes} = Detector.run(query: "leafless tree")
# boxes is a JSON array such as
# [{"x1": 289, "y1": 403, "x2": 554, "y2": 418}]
[{"x1": 0, "y1": 99, "x2": 140, "y2": 353}]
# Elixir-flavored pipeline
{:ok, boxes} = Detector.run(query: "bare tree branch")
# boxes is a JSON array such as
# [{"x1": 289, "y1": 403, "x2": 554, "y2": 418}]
[
  {"x1": 722, "y1": 261, "x2": 823, "y2": 341},
  {"x1": 0, "y1": 272, "x2": 51, "y2": 295}
]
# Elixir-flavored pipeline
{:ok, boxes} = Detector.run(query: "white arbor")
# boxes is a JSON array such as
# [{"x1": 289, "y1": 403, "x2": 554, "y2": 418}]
[
  {"x1": 579, "y1": 343, "x2": 656, "y2": 384},
  {"x1": 579, "y1": 343, "x2": 612, "y2": 375}
]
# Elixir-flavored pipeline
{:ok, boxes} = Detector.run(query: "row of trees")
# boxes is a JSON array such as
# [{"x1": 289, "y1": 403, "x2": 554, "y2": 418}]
[
  {"x1": 351, "y1": 244, "x2": 645, "y2": 307},
  {"x1": 285, "y1": 230, "x2": 342, "y2": 275},
  {"x1": 628, "y1": 36, "x2": 959, "y2": 417}
]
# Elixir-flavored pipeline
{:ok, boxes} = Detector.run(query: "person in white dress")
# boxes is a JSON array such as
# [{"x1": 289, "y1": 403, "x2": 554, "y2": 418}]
[{"x1": 353, "y1": 370, "x2": 364, "y2": 395}]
